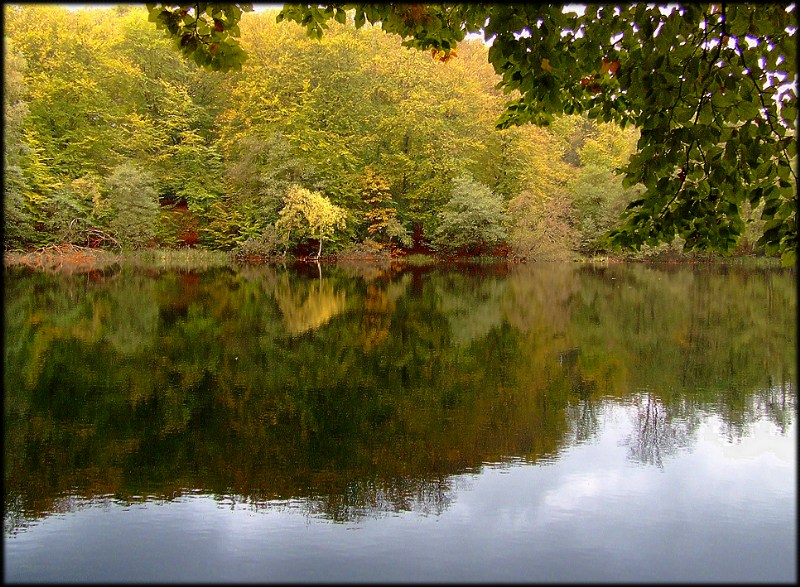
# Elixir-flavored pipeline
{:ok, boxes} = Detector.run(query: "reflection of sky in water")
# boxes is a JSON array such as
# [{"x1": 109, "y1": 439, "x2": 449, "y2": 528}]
[{"x1": 5, "y1": 405, "x2": 795, "y2": 583}]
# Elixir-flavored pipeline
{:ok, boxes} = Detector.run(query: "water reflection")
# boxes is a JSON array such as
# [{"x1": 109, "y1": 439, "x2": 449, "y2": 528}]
[
  {"x1": 3, "y1": 262, "x2": 796, "y2": 538},
  {"x1": 4, "y1": 403, "x2": 795, "y2": 583}
]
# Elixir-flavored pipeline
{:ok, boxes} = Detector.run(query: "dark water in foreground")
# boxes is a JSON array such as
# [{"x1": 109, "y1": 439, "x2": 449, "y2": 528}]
[{"x1": 3, "y1": 261, "x2": 796, "y2": 583}]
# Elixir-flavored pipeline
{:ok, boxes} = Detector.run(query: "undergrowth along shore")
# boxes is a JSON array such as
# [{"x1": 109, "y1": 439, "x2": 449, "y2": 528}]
[{"x1": 3, "y1": 245, "x2": 786, "y2": 274}]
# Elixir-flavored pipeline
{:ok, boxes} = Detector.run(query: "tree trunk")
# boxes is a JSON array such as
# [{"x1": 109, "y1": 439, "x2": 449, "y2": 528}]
[{"x1": 317, "y1": 236, "x2": 323, "y2": 259}]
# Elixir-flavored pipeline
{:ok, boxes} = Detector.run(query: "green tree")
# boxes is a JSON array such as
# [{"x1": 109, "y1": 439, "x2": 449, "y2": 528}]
[
  {"x1": 3, "y1": 38, "x2": 35, "y2": 249},
  {"x1": 147, "y1": 3, "x2": 796, "y2": 263},
  {"x1": 106, "y1": 163, "x2": 160, "y2": 249},
  {"x1": 172, "y1": 7, "x2": 514, "y2": 249},
  {"x1": 569, "y1": 119, "x2": 645, "y2": 254},
  {"x1": 38, "y1": 186, "x2": 93, "y2": 245},
  {"x1": 4, "y1": 5, "x2": 167, "y2": 249},
  {"x1": 431, "y1": 174, "x2": 509, "y2": 255},
  {"x1": 289, "y1": 4, "x2": 798, "y2": 263},
  {"x1": 570, "y1": 165, "x2": 636, "y2": 255},
  {"x1": 4, "y1": 5, "x2": 136, "y2": 178},
  {"x1": 354, "y1": 30, "x2": 503, "y2": 245},
  {"x1": 275, "y1": 185, "x2": 347, "y2": 258}
]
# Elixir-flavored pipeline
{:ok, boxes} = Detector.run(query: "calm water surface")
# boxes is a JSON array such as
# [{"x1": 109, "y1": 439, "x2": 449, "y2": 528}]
[{"x1": 3, "y1": 261, "x2": 796, "y2": 583}]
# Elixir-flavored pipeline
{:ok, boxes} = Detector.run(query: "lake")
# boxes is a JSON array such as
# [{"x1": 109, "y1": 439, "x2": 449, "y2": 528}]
[{"x1": 3, "y1": 260, "x2": 796, "y2": 583}]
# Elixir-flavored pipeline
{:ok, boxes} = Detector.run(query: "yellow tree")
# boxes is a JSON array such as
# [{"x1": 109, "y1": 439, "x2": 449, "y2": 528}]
[
  {"x1": 275, "y1": 185, "x2": 347, "y2": 258},
  {"x1": 504, "y1": 124, "x2": 577, "y2": 260}
]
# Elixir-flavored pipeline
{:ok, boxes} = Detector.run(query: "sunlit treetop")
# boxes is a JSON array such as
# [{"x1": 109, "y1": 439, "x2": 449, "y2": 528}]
[{"x1": 148, "y1": 3, "x2": 797, "y2": 264}]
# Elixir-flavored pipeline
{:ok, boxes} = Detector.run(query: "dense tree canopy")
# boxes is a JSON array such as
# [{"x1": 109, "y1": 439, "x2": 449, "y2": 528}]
[
  {"x1": 3, "y1": 4, "x2": 795, "y2": 263},
  {"x1": 146, "y1": 3, "x2": 797, "y2": 264}
]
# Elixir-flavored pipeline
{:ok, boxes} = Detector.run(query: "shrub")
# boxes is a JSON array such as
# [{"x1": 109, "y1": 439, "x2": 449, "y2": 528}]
[
  {"x1": 229, "y1": 225, "x2": 284, "y2": 261},
  {"x1": 337, "y1": 239, "x2": 393, "y2": 261},
  {"x1": 431, "y1": 174, "x2": 509, "y2": 255}
]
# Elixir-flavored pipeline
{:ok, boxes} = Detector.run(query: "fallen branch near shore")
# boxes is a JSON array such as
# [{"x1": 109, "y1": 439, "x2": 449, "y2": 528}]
[{"x1": 4, "y1": 244, "x2": 122, "y2": 275}]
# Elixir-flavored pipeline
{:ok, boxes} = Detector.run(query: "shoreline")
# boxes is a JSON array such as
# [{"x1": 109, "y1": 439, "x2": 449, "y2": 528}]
[{"x1": 3, "y1": 245, "x2": 785, "y2": 274}]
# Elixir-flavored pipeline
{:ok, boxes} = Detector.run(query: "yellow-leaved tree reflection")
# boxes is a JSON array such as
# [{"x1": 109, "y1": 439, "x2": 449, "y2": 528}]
[{"x1": 273, "y1": 266, "x2": 348, "y2": 336}]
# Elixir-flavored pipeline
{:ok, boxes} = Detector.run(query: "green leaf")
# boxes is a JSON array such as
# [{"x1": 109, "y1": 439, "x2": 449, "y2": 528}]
[
  {"x1": 673, "y1": 107, "x2": 694, "y2": 124},
  {"x1": 738, "y1": 100, "x2": 760, "y2": 121},
  {"x1": 354, "y1": 10, "x2": 365, "y2": 28},
  {"x1": 711, "y1": 90, "x2": 734, "y2": 108}
]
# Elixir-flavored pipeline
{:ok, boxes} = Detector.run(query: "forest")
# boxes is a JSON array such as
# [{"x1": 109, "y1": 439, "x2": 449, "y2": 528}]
[{"x1": 3, "y1": 4, "x2": 783, "y2": 261}]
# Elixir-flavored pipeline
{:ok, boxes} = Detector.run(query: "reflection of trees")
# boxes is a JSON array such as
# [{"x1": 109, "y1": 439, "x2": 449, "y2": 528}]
[
  {"x1": 502, "y1": 263, "x2": 578, "y2": 339},
  {"x1": 335, "y1": 259, "x2": 396, "y2": 282},
  {"x1": 716, "y1": 382, "x2": 797, "y2": 443},
  {"x1": 568, "y1": 264, "x2": 796, "y2": 434},
  {"x1": 435, "y1": 272, "x2": 508, "y2": 347},
  {"x1": 566, "y1": 398, "x2": 602, "y2": 446},
  {"x1": 623, "y1": 393, "x2": 696, "y2": 468},
  {"x1": 623, "y1": 385, "x2": 797, "y2": 467},
  {"x1": 104, "y1": 275, "x2": 159, "y2": 355},
  {"x1": 273, "y1": 271, "x2": 347, "y2": 336},
  {"x1": 360, "y1": 272, "x2": 411, "y2": 352},
  {"x1": 3, "y1": 263, "x2": 796, "y2": 531},
  {"x1": 305, "y1": 476, "x2": 453, "y2": 522},
  {"x1": 3, "y1": 492, "x2": 26, "y2": 536},
  {"x1": 760, "y1": 382, "x2": 795, "y2": 435},
  {"x1": 3, "y1": 265, "x2": 574, "y2": 530}
]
